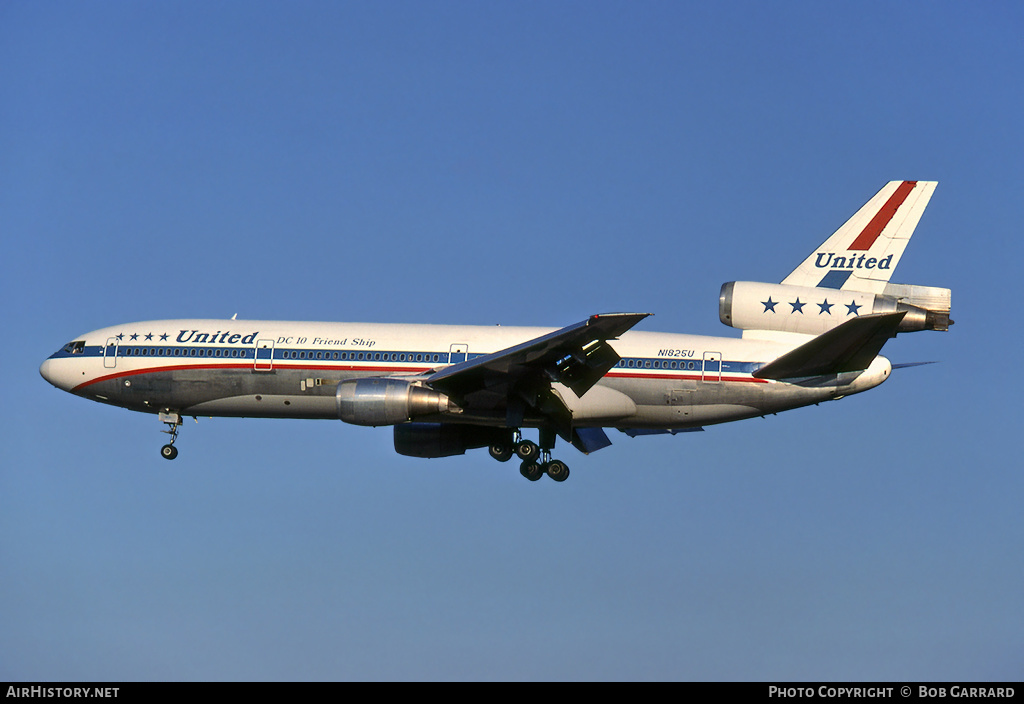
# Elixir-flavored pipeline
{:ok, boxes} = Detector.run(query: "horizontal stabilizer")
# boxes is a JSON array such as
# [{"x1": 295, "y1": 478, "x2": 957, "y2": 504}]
[
  {"x1": 752, "y1": 312, "x2": 906, "y2": 380},
  {"x1": 891, "y1": 361, "x2": 938, "y2": 370}
]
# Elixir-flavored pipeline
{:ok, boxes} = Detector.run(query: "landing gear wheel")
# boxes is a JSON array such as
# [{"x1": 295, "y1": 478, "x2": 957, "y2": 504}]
[
  {"x1": 488, "y1": 444, "x2": 514, "y2": 462},
  {"x1": 159, "y1": 412, "x2": 182, "y2": 461},
  {"x1": 546, "y1": 459, "x2": 570, "y2": 482},
  {"x1": 520, "y1": 460, "x2": 543, "y2": 481},
  {"x1": 515, "y1": 440, "x2": 540, "y2": 462}
]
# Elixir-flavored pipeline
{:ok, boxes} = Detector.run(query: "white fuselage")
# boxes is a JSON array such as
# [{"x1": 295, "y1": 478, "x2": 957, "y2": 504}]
[{"x1": 40, "y1": 318, "x2": 891, "y2": 430}]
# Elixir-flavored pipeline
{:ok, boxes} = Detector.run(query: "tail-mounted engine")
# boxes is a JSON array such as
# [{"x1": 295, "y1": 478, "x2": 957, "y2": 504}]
[
  {"x1": 337, "y1": 378, "x2": 458, "y2": 426},
  {"x1": 720, "y1": 281, "x2": 952, "y2": 336}
]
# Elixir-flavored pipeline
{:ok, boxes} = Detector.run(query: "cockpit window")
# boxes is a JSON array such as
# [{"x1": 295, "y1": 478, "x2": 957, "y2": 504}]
[{"x1": 62, "y1": 341, "x2": 86, "y2": 354}]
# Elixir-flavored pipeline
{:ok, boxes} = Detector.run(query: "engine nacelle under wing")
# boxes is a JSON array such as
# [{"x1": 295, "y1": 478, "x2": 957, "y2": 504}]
[
  {"x1": 719, "y1": 281, "x2": 950, "y2": 336},
  {"x1": 337, "y1": 378, "x2": 456, "y2": 426},
  {"x1": 394, "y1": 423, "x2": 511, "y2": 458}
]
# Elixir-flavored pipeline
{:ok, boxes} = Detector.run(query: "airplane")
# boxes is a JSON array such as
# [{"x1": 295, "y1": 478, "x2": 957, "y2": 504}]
[{"x1": 40, "y1": 181, "x2": 951, "y2": 482}]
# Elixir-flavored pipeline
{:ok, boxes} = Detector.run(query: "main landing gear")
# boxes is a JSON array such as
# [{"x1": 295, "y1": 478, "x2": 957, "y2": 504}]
[
  {"x1": 488, "y1": 431, "x2": 571, "y2": 483},
  {"x1": 159, "y1": 411, "x2": 182, "y2": 460}
]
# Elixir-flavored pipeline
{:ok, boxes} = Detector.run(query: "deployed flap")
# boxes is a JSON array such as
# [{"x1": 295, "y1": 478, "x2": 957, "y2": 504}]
[
  {"x1": 427, "y1": 313, "x2": 649, "y2": 399},
  {"x1": 570, "y1": 427, "x2": 613, "y2": 454},
  {"x1": 752, "y1": 312, "x2": 906, "y2": 380}
]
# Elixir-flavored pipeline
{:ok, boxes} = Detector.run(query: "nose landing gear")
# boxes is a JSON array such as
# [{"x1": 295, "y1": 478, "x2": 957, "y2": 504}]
[{"x1": 159, "y1": 411, "x2": 182, "y2": 460}]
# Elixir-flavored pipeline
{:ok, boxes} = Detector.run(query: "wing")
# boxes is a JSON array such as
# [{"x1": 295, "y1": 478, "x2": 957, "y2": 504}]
[
  {"x1": 426, "y1": 313, "x2": 649, "y2": 445},
  {"x1": 752, "y1": 311, "x2": 905, "y2": 380}
]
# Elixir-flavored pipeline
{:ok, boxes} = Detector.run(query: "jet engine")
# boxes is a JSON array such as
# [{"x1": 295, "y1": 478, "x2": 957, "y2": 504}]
[
  {"x1": 394, "y1": 423, "x2": 512, "y2": 458},
  {"x1": 719, "y1": 281, "x2": 951, "y2": 336},
  {"x1": 336, "y1": 378, "x2": 456, "y2": 426}
]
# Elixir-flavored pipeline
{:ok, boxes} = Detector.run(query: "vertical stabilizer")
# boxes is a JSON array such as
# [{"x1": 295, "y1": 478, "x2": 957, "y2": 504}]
[{"x1": 782, "y1": 181, "x2": 937, "y2": 294}]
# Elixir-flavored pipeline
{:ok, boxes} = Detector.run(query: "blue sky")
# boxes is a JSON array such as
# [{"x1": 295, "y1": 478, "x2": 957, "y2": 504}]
[{"x1": 2, "y1": 1, "x2": 1022, "y2": 681}]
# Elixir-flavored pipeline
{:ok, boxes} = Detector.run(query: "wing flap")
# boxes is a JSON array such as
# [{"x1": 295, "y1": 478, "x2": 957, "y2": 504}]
[
  {"x1": 570, "y1": 427, "x2": 613, "y2": 454},
  {"x1": 752, "y1": 311, "x2": 906, "y2": 380}
]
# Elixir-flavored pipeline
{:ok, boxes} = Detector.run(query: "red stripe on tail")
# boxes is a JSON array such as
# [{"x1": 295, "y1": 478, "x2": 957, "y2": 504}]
[{"x1": 848, "y1": 180, "x2": 917, "y2": 251}]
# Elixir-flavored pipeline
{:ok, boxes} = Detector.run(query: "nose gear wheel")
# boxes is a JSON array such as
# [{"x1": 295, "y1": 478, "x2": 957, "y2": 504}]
[{"x1": 159, "y1": 411, "x2": 182, "y2": 460}]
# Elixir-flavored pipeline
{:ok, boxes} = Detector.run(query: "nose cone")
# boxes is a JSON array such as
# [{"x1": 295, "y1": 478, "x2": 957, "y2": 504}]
[
  {"x1": 40, "y1": 358, "x2": 55, "y2": 385},
  {"x1": 40, "y1": 357, "x2": 75, "y2": 392}
]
